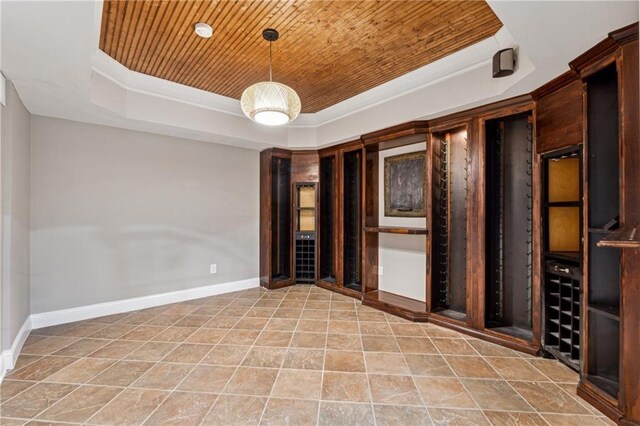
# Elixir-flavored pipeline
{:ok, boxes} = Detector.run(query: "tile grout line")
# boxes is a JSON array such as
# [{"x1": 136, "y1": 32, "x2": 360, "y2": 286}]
[
  {"x1": 2, "y1": 286, "x2": 600, "y2": 425},
  {"x1": 470, "y1": 341, "x2": 550, "y2": 425},
  {"x1": 254, "y1": 285, "x2": 307, "y2": 426},
  {"x1": 89, "y1": 287, "x2": 264, "y2": 426},
  {"x1": 313, "y1": 287, "x2": 328, "y2": 426},
  {"x1": 428, "y1": 330, "x2": 494, "y2": 425},
  {"x1": 193, "y1": 286, "x2": 291, "y2": 426}
]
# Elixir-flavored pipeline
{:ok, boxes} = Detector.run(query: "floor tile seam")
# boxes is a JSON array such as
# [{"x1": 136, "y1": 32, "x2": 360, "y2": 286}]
[
  {"x1": 0, "y1": 379, "x2": 40, "y2": 406},
  {"x1": 108, "y1": 290, "x2": 278, "y2": 426},
  {"x1": 29, "y1": 382, "x2": 128, "y2": 424},
  {"x1": 495, "y1": 356, "x2": 587, "y2": 416},
  {"x1": 370, "y1": 315, "x2": 390, "y2": 426},
  {"x1": 521, "y1": 357, "x2": 572, "y2": 383},
  {"x1": 470, "y1": 348, "x2": 570, "y2": 419},
  {"x1": 16, "y1": 287, "x2": 587, "y2": 425},
  {"x1": 257, "y1": 287, "x2": 311, "y2": 426},
  {"x1": 428, "y1": 334, "x2": 493, "y2": 424},
  {"x1": 212, "y1": 286, "x2": 297, "y2": 426},
  {"x1": 471, "y1": 347, "x2": 541, "y2": 416}
]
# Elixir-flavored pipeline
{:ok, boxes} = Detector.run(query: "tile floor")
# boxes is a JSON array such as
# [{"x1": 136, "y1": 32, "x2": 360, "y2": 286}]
[{"x1": 0, "y1": 285, "x2": 612, "y2": 425}]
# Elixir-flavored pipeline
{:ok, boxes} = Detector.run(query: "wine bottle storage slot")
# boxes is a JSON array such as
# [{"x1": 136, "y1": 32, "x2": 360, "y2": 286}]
[
  {"x1": 319, "y1": 156, "x2": 336, "y2": 282},
  {"x1": 271, "y1": 156, "x2": 292, "y2": 281},
  {"x1": 431, "y1": 127, "x2": 468, "y2": 320},
  {"x1": 485, "y1": 112, "x2": 534, "y2": 340},
  {"x1": 294, "y1": 183, "x2": 317, "y2": 284},
  {"x1": 584, "y1": 63, "x2": 621, "y2": 399},
  {"x1": 343, "y1": 150, "x2": 362, "y2": 291},
  {"x1": 295, "y1": 235, "x2": 316, "y2": 283},
  {"x1": 544, "y1": 261, "x2": 581, "y2": 370}
]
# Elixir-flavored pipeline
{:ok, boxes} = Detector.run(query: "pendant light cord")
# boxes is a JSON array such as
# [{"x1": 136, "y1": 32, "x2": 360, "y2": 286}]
[{"x1": 269, "y1": 41, "x2": 273, "y2": 82}]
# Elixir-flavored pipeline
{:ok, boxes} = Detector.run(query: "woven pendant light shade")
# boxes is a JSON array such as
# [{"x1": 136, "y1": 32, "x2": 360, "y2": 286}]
[{"x1": 240, "y1": 81, "x2": 301, "y2": 126}]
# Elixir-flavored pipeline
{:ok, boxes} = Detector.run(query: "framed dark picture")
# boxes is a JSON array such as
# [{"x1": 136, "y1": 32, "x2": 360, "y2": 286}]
[{"x1": 384, "y1": 151, "x2": 427, "y2": 217}]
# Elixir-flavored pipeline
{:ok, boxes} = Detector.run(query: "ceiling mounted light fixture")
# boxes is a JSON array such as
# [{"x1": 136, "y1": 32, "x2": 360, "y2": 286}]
[
  {"x1": 194, "y1": 22, "x2": 213, "y2": 38},
  {"x1": 241, "y1": 29, "x2": 301, "y2": 126}
]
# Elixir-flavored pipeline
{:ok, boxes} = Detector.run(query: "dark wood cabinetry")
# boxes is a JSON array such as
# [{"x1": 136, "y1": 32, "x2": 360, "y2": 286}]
[
  {"x1": 258, "y1": 22, "x2": 639, "y2": 425},
  {"x1": 318, "y1": 153, "x2": 338, "y2": 284},
  {"x1": 541, "y1": 147, "x2": 583, "y2": 371},
  {"x1": 342, "y1": 148, "x2": 364, "y2": 293},
  {"x1": 359, "y1": 122, "x2": 430, "y2": 321},
  {"x1": 315, "y1": 143, "x2": 365, "y2": 299},
  {"x1": 294, "y1": 183, "x2": 317, "y2": 284},
  {"x1": 260, "y1": 149, "x2": 293, "y2": 289},
  {"x1": 584, "y1": 63, "x2": 621, "y2": 399},
  {"x1": 534, "y1": 72, "x2": 584, "y2": 154},
  {"x1": 570, "y1": 23, "x2": 638, "y2": 425},
  {"x1": 484, "y1": 112, "x2": 534, "y2": 341},
  {"x1": 430, "y1": 125, "x2": 470, "y2": 322}
]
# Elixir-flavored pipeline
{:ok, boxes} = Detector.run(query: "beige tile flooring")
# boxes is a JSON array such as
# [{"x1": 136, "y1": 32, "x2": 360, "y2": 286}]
[{"x1": 0, "y1": 285, "x2": 612, "y2": 425}]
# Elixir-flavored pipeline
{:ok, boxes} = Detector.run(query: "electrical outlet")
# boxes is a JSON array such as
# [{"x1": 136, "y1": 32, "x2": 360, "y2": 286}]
[
  {"x1": 210, "y1": 264, "x2": 217, "y2": 274},
  {"x1": 378, "y1": 266, "x2": 384, "y2": 276}
]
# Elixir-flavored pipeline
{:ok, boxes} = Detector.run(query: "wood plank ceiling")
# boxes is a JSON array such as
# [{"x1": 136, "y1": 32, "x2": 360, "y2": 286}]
[{"x1": 100, "y1": 1, "x2": 502, "y2": 113}]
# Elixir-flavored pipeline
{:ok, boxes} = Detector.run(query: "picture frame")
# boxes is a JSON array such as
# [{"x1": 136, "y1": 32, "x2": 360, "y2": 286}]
[{"x1": 384, "y1": 151, "x2": 427, "y2": 217}]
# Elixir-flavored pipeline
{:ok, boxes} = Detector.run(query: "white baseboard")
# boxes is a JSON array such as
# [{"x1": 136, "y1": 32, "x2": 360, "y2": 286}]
[
  {"x1": 1, "y1": 316, "x2": 32, "y2": 381},
  {"x1": 30, "y1": 277, "x2": 259, "y2": 330}
]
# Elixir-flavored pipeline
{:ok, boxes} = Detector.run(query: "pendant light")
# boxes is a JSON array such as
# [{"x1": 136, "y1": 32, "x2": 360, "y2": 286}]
[{"x1": 240, "y1": 29, "x2": 301, "y2": 126}]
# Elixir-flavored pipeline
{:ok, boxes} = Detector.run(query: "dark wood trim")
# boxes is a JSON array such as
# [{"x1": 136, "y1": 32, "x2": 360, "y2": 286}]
[
  {"x1": 569, "y1": 38, "x2": 619, "y2": 75},
  {"x1": 361, "y1": 121, "x2": 429, "y2": 145},
  {"x1": 609, "y1": 21, "x2": 639, "y2": 44},
  {"x1": 267, "y1": 280, "x2": 295, "y2": 290},
  {"x1": 316, "y1": 280, "x2": 362, "y2": 300},
  {"x1": 577, "y1": 380, "x2": 623, "y2": 422},
  {"x1": 597, "y1": 226, "x2": 640, "y2": 248},
  {"x1": 570, "y1": 22, "x2": 639, "y2": 75},
  {"x1": 618, "y1": 37, "x2": 640, "y2": 422},
  {"x1": 363, "y1": 226, "x2": 428, "y2": 235},
  {"x1": 429, "y1": 94, "x2": 533, "y2": 128},
  {"x1": 362, "y1": 290, "x2": 429, "y2": 322},
  {"x1": 428, "y1": 314, "x2": 540, "y2": 356},
  {"x1": 270, "y1": 147, "x2": 294, "y2": 158},
  {"x1": 530, "y1": 110, "x2": 543, "y2": 348},
  {"x1": 424, "y1": 132, "x2": 434, "y2": 314},
  {"x1": 532, "y1": 70, "x2": 579, "y2": 100}
]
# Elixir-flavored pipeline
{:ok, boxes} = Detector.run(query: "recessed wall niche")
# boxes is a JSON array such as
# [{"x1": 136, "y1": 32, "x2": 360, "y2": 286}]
[{"x1": 378, "y1": 143, "x2": 427, "y2": 302}]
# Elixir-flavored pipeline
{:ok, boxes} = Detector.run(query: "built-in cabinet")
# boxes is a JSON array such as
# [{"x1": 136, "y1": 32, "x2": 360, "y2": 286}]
[
  {"x1": 484, "y1": 112, "x2": 534, "y2": 341},
  {"x1": 318, "y1": 153, "x2": 338, "y2": 284},
  {"x1": 342, "y1": 148, "x2": 363, "y2": 292},
  {"x1": 259, "y1": 22, "x2": 639, "y2": 425},
  {"x1": 430, "y1": 126, "x2": 469, "y2": 322},
  {"x1": 533, "y1": 22, "x2": 639, "y2": 424},
  {"x1": 541, "y1": 147, "x2": 583, "y2": 371},
  {"x1": 260, "y1": 149, "x2": 293, "y2": 289},
  {"x1": 360, "y1": 122, "x2": 430, "y2": 321},
  {"x1": 315, "y1": 143, "x2": 365, "y2": 299}
]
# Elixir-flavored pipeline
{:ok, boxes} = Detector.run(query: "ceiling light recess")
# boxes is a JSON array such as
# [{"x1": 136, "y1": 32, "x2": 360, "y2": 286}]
[
  {"x1": 241, "y1": 28, "x2": 301, "y2": 126},
  {"x1": 194, "y1": 23, "x2": 213, "y2": 38}
]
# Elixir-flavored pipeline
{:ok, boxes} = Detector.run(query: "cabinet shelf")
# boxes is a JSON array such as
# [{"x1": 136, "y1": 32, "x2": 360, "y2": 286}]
[
  {"x1": 362, "y1": 290, "x2": 428, "y2": 321},
  {"x1": 548, "y1": 201, "x2": 581, "y2": 207},
  {"x1": 364, "y1": 226, "x2": 428, "y2": 235},
  {"x1": 545, "y1": 251, "x2": 581, "y2": 262},
  {"x1": 596, "y1": 226, "x2": 640, "y2": 248},
  {"x1": 588, "y1": 304, "x2": 620, "y2": 321}
]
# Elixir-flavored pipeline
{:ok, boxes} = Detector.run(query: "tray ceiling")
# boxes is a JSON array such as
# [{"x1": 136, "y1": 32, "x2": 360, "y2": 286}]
[{"x1": 101, "y1": 1, "x2": 502, "y2": 113}]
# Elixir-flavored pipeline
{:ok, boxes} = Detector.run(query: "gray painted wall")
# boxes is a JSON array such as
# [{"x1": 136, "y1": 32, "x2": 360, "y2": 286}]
[
  {"x1": 2, "y1": 82, "x2": 31, "y2": 350},
  {"x1": 30, "y1": 116, "x2": 259, "y2": 314}
]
